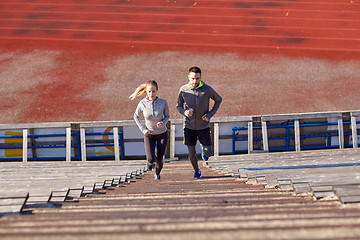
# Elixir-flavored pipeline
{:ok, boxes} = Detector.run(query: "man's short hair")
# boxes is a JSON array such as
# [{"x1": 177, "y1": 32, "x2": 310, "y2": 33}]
[{"x1": 189, "y1": 66, "x2": 201, "y2": 75}]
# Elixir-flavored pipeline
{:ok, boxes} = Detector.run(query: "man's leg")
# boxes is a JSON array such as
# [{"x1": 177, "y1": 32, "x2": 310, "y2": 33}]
[
  {"x1": 201, "y1": 145, "x2": 212, "y2": 161},
  {"x1": 199, "y1": 128, "x2": 212, "y2": 161},
  {"x1": 187, "y1": 145, "x2": 199, "y2": 172},
  {"x1": 184, "y1": 127, "x2": 201, "y2": 178}
]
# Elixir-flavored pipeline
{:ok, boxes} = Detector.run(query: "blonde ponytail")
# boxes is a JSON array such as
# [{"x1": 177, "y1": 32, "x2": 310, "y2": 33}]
[
  {"x1": 129, "y1": 83, "x2": 147, "y2": 100},
  {"x1": 129, "y1": 80, "x2": 159, "y2": 100}
]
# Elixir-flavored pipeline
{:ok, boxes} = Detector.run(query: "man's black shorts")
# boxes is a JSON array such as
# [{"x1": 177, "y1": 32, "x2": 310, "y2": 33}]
[{"x1": 183, "y1": 127, "x2": 212, "y2": 146}]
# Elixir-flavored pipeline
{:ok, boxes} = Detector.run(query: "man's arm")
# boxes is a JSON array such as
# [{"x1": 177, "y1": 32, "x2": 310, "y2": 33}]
[
  {"x1": 205, "y1": 87, "x2": 222, "y2": 120},
  {"x1": 177, "y1": 91, "x2": 193, "y2": 117},
  {"x1": 160, "y1": 101, "x2": 170, "y2": 126},
  {"x1": 176, "y1": 90, "x2": 185, "y2": 115}
]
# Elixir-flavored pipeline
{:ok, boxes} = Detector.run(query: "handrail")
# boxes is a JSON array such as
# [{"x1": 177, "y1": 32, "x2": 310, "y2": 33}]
[
  {"x1": 233, "y1": 117, "x2": 359, "y2": 154},
  {"x1": 0, "y1": 110, "x2": 359, "y2": 161}
]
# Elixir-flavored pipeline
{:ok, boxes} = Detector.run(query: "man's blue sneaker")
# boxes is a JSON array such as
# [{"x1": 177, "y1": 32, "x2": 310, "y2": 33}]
[
  {"x1": 154, "y1": 174, "x2": 161, "y2": 180},
  {"x1": 201, "y1": 145, "x2": 209, "y2": 161},
  {"x1": 194, "y1": 169, "x2": 202, "y2": 179}
]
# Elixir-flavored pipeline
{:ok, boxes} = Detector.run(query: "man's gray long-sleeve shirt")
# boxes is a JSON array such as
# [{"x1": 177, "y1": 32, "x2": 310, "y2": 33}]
[{"x1": 176, "y1": 81, "x2": 222, "y2": 130}]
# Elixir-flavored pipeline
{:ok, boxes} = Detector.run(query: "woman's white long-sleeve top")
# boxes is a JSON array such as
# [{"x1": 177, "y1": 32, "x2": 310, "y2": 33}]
[{"x1": 134, "y1": 97, "x2": 170, "y2": 135}]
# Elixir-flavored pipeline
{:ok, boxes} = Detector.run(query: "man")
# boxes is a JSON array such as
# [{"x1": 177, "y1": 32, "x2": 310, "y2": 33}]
[{"x1": 176, "y1": 66, "x2": 222, "y2": 178}]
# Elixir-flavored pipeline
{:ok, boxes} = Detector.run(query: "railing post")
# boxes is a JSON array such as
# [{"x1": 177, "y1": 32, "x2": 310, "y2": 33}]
[
  {"x1": 261, "y1": 120, "x2": 269, "y2": 152},
  {"x1": 232, "y1": 128, "x2": 235, "y2": 155},
  {"x1": 170, "y1": 123, "x2": 176, "y2": 159},
  {"x1": 213, "y1": 122, "x2": 219, "y2": 156},
  {"x1": 294, "y1": 119, "x2": 301, "y2": 151},
  {"x1": 22, "y1": 129, "x2": 28, "y2": 163},
  {"x1": 113, "y1": 127, "x2": 120, "y2": 161},
  {"x1": 247, "y1": 121, "x2": 253, "y2": 154},
  {"x1": 66, "y1": 127, "x2": 71, "y2": 162},
  {"x1": 80, "y1": 128, "x2": 87, "y2": 161},
  {"x1": 351, "y1": 116, "x2": 358, "y2": 148},
  {"x1": 338, "y1": 118, "x2": 344, "y2": 149}
]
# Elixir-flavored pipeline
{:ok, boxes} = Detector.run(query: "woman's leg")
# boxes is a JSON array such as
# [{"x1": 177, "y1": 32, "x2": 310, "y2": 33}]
[
  {"x1": 144, "y1": 134, "x2": 156, "y2": 164},
  {"x1": 155, "y1": 132, "x2": 168, "y2": 175}
]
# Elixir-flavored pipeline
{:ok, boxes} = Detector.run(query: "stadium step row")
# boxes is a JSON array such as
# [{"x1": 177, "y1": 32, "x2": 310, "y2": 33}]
[
  {"x1": 0, "y1": 160, "x2": 147, "y2": 216},
  {"x1": 2, "y1": 161, "x2": 360, "y2": 239},
  {"x1": 207, "y1": 148, "x2": 360, "y2": 204}
]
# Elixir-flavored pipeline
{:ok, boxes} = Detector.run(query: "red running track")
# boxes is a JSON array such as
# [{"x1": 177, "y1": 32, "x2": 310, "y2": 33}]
[
  {"x1": 1, "y1": 0, "x2": 360, "y2": 53},
  {"x1": 0, "y1": 0, "x2": 359, "y2": 123}
]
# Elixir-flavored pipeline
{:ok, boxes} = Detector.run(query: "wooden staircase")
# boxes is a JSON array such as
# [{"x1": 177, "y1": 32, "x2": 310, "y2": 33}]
[{"x1": 2, "y1": 160, "x2": 360, "y2": 239}]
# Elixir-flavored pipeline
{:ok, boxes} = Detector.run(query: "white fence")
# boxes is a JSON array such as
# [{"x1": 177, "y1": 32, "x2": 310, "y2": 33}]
[{"x1": 0, "y1": 110, "x2": 359, "y2": 162}]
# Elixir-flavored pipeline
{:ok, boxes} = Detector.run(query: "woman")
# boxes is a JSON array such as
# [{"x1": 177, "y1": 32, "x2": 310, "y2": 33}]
[{"x1": 130, "y1": 80, "x2": 169, "y2": 180}]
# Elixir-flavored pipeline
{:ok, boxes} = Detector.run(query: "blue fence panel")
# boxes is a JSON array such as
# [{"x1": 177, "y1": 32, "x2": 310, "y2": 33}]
[
  {"x1": 232, "y1": 120, "x2": 359, "y2": 154},
  {"x1": 0, "y1": 130, "x2": 124, "y2": 161},
  {"x1": 84, "y1": 131, "x2": 124, "y2": 160}
]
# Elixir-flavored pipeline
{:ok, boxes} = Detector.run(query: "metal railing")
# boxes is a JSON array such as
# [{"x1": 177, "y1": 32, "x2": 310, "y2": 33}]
[
  {"x1": 0, "y1": 110, "x2": 359, "y2": 162},
  {"x1": 0, "y1": 122, "x2": 126, "y2": 162},
  {"x1": 232, "y1": 111, "x2": 360, "y2": 154},
  {"x1": 232, "y1": 120, "x2": 358, "y2": 154}
]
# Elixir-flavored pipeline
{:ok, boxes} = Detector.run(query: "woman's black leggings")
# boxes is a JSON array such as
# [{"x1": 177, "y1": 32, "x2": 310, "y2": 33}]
[{"x1": 144, "y1": 131, "x2": 168, "y2": 175}]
